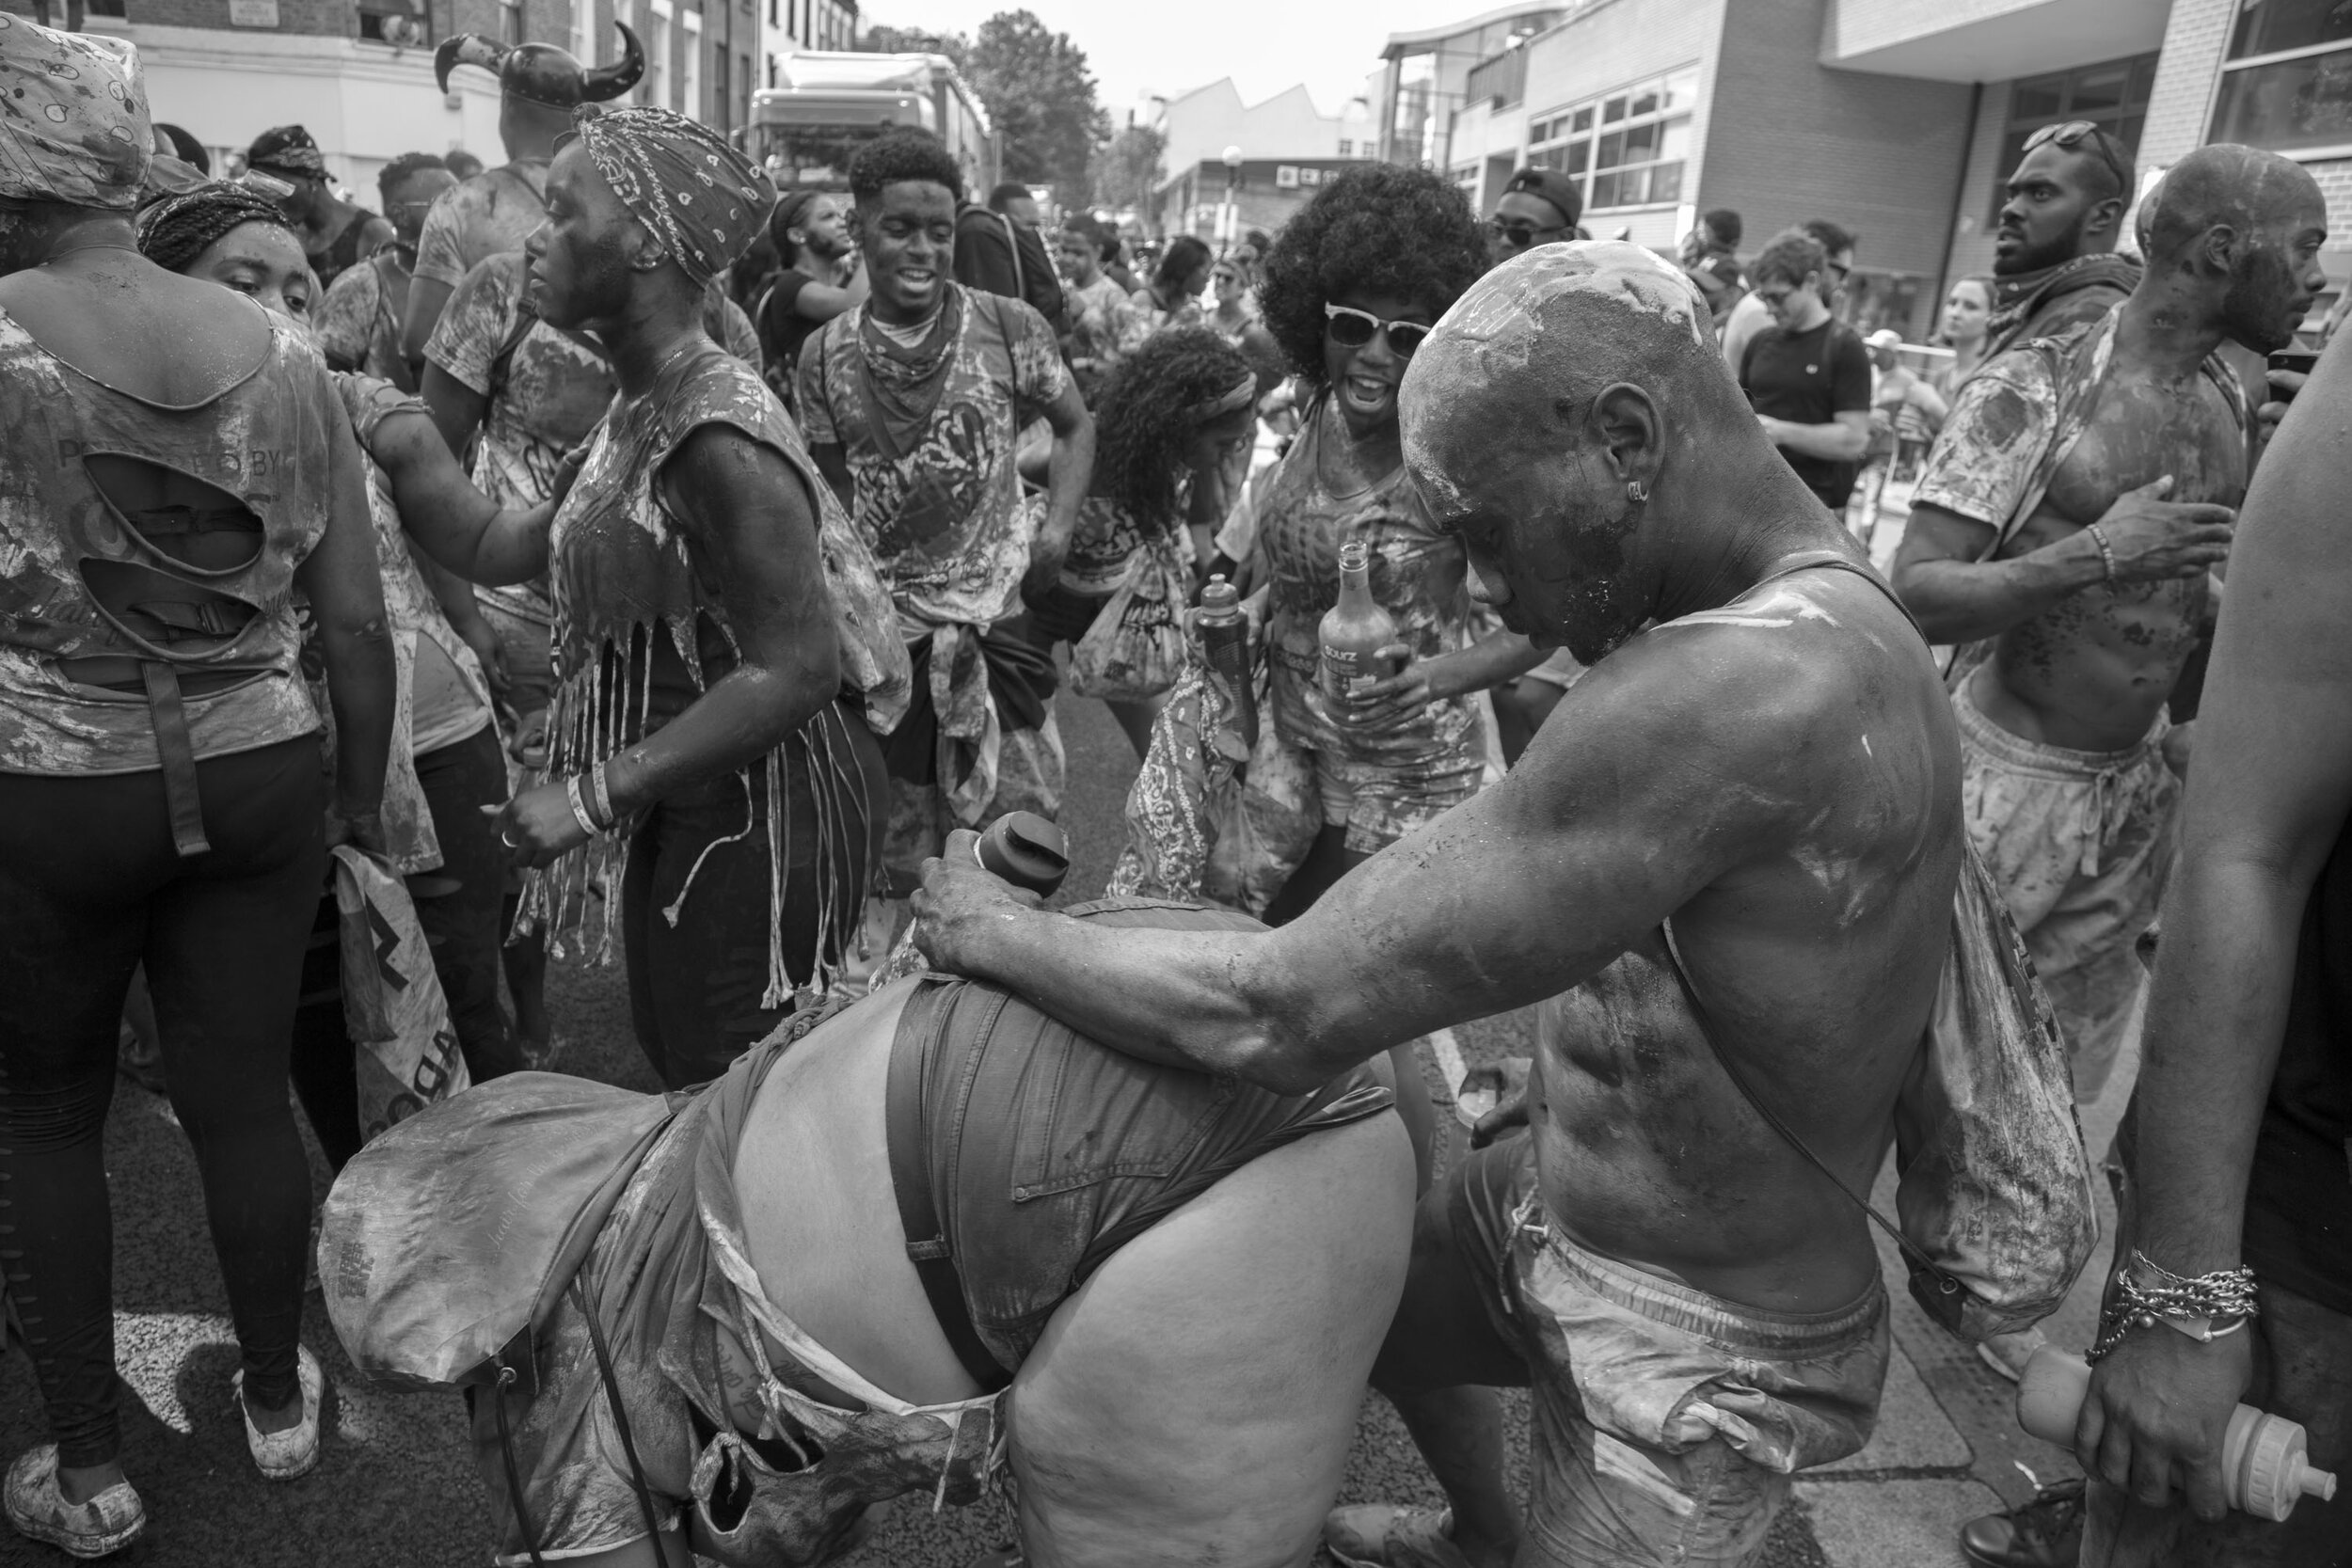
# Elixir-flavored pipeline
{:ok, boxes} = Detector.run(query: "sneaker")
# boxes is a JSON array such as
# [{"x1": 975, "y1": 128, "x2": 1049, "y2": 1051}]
[
  {"x1": 1960, "y1": 1477, "x2": 2084, "y2": 1568},
  {"x1": 1325, "y1": 1504, "x2": 1475, "y2": 1568},
  {"x1": 4, "y1": 1446, "x2": 146, "y2": 1560},
  {"x1": 233, "y1": 1343, "x2": 326, "y2": 1481},
  {"x1": 1978, "y1": 1326, "x2": 2049, "y2": 1385}
]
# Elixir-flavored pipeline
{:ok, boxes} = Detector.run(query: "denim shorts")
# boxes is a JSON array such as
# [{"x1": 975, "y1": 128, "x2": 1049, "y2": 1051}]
[{"x1": 1450, "y1": 1138, "x2": 1889, "y2": 1567}]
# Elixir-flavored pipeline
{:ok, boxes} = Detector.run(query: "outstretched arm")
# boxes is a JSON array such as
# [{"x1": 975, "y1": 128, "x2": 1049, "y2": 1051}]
[
  {"x1": 2076, "y1": 336, "x2": 2352, "y2": 1520},
  {"x1": 493, "y1": 424, "x2": 840, "y2": 865},
  {"x1": 916, "y1": 620, "x2": 1828, "y2": 1092},
  {"x1": 363, "y1": 404, "x2": 560, "y2": 587}
]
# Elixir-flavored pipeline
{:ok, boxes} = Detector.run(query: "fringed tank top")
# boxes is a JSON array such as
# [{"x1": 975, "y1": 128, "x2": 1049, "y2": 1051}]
[{"x1": 523, "y1": 341, "x2": 910, "y2": 1005}]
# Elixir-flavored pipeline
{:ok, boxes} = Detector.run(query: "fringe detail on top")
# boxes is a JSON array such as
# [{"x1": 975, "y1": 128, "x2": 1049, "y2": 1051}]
[{"x1": 516, "y1": 622, "x2": 877, "y2": 1011}]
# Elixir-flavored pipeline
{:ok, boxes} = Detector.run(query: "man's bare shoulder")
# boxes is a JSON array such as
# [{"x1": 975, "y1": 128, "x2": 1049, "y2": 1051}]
[{"x1": 1532, "y1": 569, "x2": 1947, "y2": 827}]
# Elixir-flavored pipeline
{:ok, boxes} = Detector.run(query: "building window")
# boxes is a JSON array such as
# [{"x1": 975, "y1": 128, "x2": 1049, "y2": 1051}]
[
  {"x1": 1991, "y1": 55, "x2": 2154, "y2": 222},
  {"x1": 358, "y1": 0, "x2": 425, "y2": 43},
  {"x1": 682, "y1": 10, "x2": 703, "y2": 120},
  {"x1": 649, "y1": 0, "x2": 673, "y2": 108},
  {"x1": 1524, "y1": 66, "x2": 1697, "y2": 214},
  {"x1": 2211, "y1": 0, "x2": 2352, "y2": 155}
]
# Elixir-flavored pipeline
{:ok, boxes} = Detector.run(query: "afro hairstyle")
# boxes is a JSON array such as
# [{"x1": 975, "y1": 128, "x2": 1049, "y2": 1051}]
[
  {"x1": 848, "y1": 129, "x2": 965, "y2": 208},
  {"x1": 1090, "y1": 327, "x2": 1257, "y2": 531},
  {"x1": 1258, "y1": 163, "x2": 1486, "y2": 386}
]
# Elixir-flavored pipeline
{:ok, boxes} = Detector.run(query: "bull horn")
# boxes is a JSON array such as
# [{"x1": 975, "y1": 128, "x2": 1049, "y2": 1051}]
[
  {"x1": 435, "y1": 33, "x2": 511, "y2": 96},
  {"x1": 580, "y1": 23, "x2": 645, "y2": 103}
]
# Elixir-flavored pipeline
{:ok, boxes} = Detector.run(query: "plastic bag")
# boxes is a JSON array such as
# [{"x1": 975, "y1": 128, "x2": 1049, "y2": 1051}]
[
  {"x1": 1896, "y1": 841, "x2": 2100, "y2": 1339},
  {"x1": 1068, "y1": 532, "x2": 1192, "y2": 702},
  {"x1": 330, "y1": 845, "x2": 471, "y2": 1146}
]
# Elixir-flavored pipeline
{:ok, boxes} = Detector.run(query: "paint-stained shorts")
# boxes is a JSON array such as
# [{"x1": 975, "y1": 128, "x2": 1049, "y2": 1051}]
[
  {"x1": 1450, "y1": 1138, "x2": 1889, "y2": 1567},
  {"x1": 1954, "y1": 673, "x2": 2177, "y2": 1103}
]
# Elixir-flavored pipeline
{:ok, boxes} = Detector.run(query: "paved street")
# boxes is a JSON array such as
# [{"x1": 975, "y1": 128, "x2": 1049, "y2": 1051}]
[{"x1": 1, "y1": 535, "x2": 2123, "y2": 1566}]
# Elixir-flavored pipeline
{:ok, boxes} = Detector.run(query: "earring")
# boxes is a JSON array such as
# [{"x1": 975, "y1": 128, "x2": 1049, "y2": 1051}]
[{"x1": 1626, "y1": 479, "x2": 1649, "y2": 504}]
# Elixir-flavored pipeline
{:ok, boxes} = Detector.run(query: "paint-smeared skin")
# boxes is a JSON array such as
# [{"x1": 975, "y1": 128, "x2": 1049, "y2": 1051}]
[{"x1": 1993, "y1": 368, "x2": 2240, "y2": 747}]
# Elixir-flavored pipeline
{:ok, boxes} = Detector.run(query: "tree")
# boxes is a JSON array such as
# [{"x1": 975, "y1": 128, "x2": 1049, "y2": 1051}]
[
  {"x1": 961, "y1": 9, "x2": 1110, "y2": 208},
  {"x1": 1088, "y1": 124, "x2": 1166, "y2": 219}
]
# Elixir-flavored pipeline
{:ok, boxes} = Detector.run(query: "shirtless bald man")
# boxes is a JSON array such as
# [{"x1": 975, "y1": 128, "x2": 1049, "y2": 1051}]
[
  {"x1": 1896, "y1": 147, "x2": 2327, "y2": 1110},
  {"x1": 914, "y1": 241, "x2": 1967, "y2": 1567}
]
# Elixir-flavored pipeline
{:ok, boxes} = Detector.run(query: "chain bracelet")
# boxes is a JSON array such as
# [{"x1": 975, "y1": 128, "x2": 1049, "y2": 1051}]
[{"x1": 2087, "y1": 1251, "x2": 2258, "y2": 1363}]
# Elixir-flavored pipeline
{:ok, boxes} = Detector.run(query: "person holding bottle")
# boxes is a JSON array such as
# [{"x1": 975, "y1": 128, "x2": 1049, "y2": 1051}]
[{"x1": 1214, "y1": 165, "x2": 1544, "y2": 923}]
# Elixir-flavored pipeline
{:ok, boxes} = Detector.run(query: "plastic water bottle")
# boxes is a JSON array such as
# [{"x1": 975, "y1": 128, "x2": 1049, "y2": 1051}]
[
  {"x1": 1319, "y1": 539, "x2": 1401, "y2": 724},
  {"x1": 868, "y1": 814, "x2": 1070, "y2": 990},
  {"x1": 2015, "y1": 1346, "x2": 2338, "y2": 1522},
  {"x1": 1198, "y1": 574, "x2": 1256, "y2": 760}
]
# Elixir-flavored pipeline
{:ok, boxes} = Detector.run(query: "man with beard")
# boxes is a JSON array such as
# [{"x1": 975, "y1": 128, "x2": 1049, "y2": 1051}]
[
  {"x1": 396, "y1": 24, "x2": 643, "y2": 367},
  {"x1": 914, "y1": 241, "x2": 1969, "y2": 1568},
  {"x1": 798, "y1": 130, "x2": 1093, "y2": 958},
  {"x1": 245, "y1": 124, "x2": 394, "y2": 292},
  {"x1": 1982, "y1": 123, "x2": 2140, "y2": 363},
  {"x1": 755, "y1": 189, "x2": 861, "y2": 412},
  {"x1": 1893, "y1": 149, "x2": 2325, "y2": 1476}
]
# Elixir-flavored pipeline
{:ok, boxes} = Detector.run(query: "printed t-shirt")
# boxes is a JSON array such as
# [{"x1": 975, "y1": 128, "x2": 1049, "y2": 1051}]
[
  {"x1": 1740, "y1": 316, "x2": 1872, "y2": 510},
  {"x1": 315, "y1": 252, "x2": 409, "y2": 384},
  {"x1": 1064, "y1": 273, "x2": 1143, "y2": 398},
  {"x1": 411, "y1": 162, "x2": 548, "y2": 293},
  {"x1": 797, "y1": 284, "x2": 1067, "y2": 631}
]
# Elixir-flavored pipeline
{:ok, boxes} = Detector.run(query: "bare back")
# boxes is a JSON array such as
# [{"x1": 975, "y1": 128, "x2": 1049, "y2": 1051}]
[
  {"x1": 0, "y1": 257, "x2": 271, "y2": 409},
  {"x1": 1983, "y1": 361, "x2": 2242, "y2": 749}
]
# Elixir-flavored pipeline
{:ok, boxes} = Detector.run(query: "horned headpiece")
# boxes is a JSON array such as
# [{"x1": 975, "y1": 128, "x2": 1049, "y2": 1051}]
[{"x1": 434, "y1": 22, "x2": 644, "y2": 111}]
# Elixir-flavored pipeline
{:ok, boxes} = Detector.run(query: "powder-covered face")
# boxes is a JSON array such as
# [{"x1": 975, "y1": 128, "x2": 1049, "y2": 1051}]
[
  {"x1": 2216, "y1": 196, "x2": 2328, "y2": 355},
  {"x1": 1402, "y1": 242, "x2": 1707, "y2": 663}
]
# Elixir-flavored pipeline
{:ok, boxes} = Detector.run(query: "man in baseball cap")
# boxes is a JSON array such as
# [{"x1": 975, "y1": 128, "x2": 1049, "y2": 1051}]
[{"x1": 1487, "y1": 166, "x2": 1583, "y2": 262}]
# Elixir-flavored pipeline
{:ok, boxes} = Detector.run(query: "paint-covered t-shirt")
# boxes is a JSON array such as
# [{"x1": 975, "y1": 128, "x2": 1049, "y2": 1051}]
[
  {"x1": 314, "y1": 252, "x2": 411, "y2": 386},
  {"x1": 410, "y1": 162, "x2": 548, "y2": 293},
  {"x1": 1063, "y1": 273, "x2": 1144, "y2": 401},
  {"x1": 797, "y1": 285, "x2": 1066, "y2": 630}
]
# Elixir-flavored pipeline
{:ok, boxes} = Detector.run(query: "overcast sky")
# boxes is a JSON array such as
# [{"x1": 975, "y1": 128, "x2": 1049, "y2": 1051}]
[{"x1": 857, "y1": 0, "x2": 1446, "y2": 120}]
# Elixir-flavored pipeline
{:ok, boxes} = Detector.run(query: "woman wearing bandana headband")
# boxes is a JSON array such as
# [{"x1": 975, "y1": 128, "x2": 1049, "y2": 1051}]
[{"x1": 392, "y1": 105, "x2": 909, "y2": 1088}]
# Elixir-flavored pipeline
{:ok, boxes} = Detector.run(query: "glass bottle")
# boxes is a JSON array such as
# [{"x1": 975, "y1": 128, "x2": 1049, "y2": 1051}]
[{"x1": 1319, "y1": 539, "x2": 1400, "y2": 723}]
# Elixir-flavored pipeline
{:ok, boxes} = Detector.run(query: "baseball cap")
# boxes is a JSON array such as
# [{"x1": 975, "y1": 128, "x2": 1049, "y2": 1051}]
[
  {"x1": 1866, "y1": 328, "x2": 1903, "y2": 351},
  {"x1": 1502, "y1": 166, "x2": 1582, "y2": 232}
]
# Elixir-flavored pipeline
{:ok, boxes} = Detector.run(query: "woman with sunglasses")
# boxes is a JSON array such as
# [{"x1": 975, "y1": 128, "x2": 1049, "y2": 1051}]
[{"x1": 1208, "y1": 253, "x2": 1260, "y2": 344}]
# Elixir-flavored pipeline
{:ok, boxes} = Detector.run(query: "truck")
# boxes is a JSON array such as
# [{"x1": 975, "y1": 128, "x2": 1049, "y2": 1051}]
[{"x1": 749, "y1": 52, "x2": 1000, "y2": 197}]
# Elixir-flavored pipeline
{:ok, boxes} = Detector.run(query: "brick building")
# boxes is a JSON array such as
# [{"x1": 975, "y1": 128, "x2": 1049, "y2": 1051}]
[
  {"x1": 1399, "y1": 0, "x2": 2352, "y2": 340},
  {"x1": 2, "y1": 0, "x2": 755, "y2": 201}
]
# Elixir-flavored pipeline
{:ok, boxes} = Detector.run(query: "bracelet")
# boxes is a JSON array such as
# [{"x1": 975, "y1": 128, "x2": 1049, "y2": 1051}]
[
  {"x1": 564, "y1": 774, "x2": 603, "y2": 840},
  {"x1": 2087, "y1": 522, "x2": 2119, "y2": 585},
  {"x1": 2087, "y1": 1251, "x2": 2259, "y2": 1362},
  {"x1": 588, "y1": 759, "x2": 616, "y2": 831}
]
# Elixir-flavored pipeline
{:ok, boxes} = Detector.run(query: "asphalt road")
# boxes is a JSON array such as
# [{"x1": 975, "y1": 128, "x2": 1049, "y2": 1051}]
[{"x1": 0, "y1": 692, "x2": 1828, "y2": 1568}]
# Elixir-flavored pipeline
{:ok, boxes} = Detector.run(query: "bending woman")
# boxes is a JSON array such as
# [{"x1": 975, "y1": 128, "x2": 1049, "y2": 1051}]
[
  {"x1": 0, "y1": 26, "x2": 393, "y2": 1555},
  {"x1": 1027, "y1": 327, "x2": 1260, "y2": 755},
  {"x1": 394, "y1": 106, "x2": 910, "y2": 1090}
]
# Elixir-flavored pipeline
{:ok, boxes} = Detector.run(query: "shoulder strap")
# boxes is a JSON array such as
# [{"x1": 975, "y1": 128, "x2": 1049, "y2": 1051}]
[
  {"x1": 998, "y1": 212, "x2": 1025, "y2": 301},
  {"x1": 1656, "y1": 921, "x2": 1938, "y2": 1275},
  {"x1": 884, "y1": 979, "x2": 1014, "y2": 1392}
]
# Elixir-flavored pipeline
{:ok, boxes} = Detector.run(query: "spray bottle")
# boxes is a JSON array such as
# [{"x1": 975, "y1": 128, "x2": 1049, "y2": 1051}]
[
  {"x1": 1319, "y1": 539, "x2": 1402, "y2": 725},
  {"x1": 2016, "y1": 1346, "x2": 2338, "y2": 1522}
]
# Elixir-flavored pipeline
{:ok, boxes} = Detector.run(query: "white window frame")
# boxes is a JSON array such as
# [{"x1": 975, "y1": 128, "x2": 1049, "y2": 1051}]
[
  {"x1": 682, "y1": 8, "x2": 704, "y2": 122},
  {"x1": 649, "y1": 0, "x2": 674, "y2": 110},
  {"x1": 1523, "y1": 64, "x2": 1699, "y2": 216}
]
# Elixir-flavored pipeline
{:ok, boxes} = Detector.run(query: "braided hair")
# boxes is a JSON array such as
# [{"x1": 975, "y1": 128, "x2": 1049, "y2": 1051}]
[
  {"x1": 136, "y1": 182, "x2": 296, "y2": 275},
  {"x1": 1091, "y1": 327, "x2": 1255, "y2": 532}
]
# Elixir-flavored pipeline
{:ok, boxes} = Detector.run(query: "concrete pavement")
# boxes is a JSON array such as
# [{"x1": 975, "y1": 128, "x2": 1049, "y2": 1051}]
[{"x1": 1, "y1": 574, "x2": 2125, "y2": 1566}]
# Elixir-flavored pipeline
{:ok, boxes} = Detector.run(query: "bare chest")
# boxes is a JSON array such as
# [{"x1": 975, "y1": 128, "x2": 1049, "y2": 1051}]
[{"x1": 2021, "y1": 377, "x2": 2243, "y2": 547}]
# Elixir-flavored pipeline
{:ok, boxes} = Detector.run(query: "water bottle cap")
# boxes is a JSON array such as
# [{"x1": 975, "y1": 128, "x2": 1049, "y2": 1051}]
[{"x1": 975, "y1": 812, "x2": 1070, "y2": 896}]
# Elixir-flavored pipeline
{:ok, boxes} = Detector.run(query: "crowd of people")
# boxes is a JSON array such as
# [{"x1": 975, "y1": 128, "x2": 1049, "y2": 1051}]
[{"x1": 0, "y1": 15, "x2": 2344, "y2": 1568}]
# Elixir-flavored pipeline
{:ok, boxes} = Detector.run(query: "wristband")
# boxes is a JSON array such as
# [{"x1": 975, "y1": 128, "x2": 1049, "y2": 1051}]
[
  {"x1": 589, "y1": 759, "x2": 616, "y2": 831},
  {"x1": 2087, "y1": 522, "x2": 2118, "y2": 585},
  {"x1": 565, "y1": 774, "x2": 603, "y2": 840}
]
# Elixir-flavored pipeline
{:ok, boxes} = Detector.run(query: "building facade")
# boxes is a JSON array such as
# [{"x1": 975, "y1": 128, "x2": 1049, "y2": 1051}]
[
  {"x1": 1143, "y1": 77, "x2": 1373, "y2": 241},
  {"x1": 1154, "y1": 156, "x2": 1367, "y2": 244},
  {"x1": 3, "y1": 0, "x2": 754, "y2": 203},
  {"x1": 757, "y1": 0, "x2": 852, "y2": 92},
  {"x1": 1391, "y1": 0, "x2": 2352, "y2": 340}
]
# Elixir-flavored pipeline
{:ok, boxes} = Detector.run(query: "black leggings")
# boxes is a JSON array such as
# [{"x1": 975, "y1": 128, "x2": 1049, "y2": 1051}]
[
  {"x1": 0, "y1": 736, "x2": 324, "y2": 1467},
  {"x1": 290, "y1": 723, "x2": 520, "y2": 1170}
]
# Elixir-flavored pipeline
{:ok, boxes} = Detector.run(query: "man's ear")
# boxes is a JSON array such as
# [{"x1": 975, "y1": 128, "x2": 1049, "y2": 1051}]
[
  {"x1": 2087, "y1": 193, "x2": 2126, "y2": 243},
  {"x1": 1589, "y1": 383, "x2": 1662, "y2": 492},
  {"x1": 2198, "y1": 224, "x2": 2242, "y2": 278}
]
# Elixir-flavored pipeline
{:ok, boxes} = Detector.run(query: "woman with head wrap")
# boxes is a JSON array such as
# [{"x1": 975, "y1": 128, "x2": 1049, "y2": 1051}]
[
  {"x1": 135, "y1": 179, "x2": 531, "y2": 1173},
  {"x1": 0, "y1": 21, "x2": 395, "y2": 1555},
  {"x1": 389, "y1": 105, "x2": 908, "y2": 1090},
  {"x1": 244, "y1": 124, "x2": 394, "y2": 291}
]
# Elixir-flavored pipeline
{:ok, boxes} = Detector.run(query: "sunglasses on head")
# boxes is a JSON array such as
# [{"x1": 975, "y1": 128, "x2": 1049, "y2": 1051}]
[
  {"x1": 1325, "y1": 302, "x2": 1431, "y2": 356},
  {"x1": 2023, "y1": 119, "x2": 2132, "y2": 198}
]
